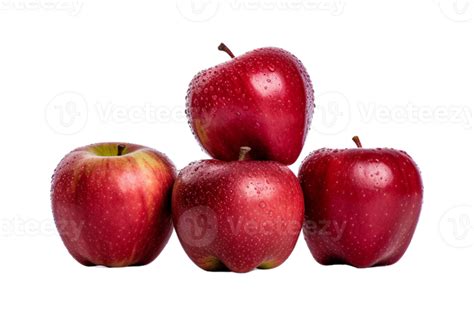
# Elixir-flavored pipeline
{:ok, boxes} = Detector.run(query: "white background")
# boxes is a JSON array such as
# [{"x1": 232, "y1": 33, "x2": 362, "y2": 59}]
[{"x1": 1, "y1": 0, "x2": 473, "y2": 315}]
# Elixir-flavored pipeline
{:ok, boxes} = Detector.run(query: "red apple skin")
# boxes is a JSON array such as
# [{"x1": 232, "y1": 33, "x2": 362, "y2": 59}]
[
  {"x1": 51, "y1": 143, "x2": 176, "y2": 267},
  {"x1": 186, "y1": 46, "x2": 314, "y2": 165},
  {"x1": 172, "y1": 159, "x2": 304, "y2": 273},
  {"x1": 298, "y1": 145, "x2": 423, "y2": 268}
]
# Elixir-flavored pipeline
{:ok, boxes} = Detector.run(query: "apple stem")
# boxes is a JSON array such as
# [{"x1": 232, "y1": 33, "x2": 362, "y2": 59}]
[
  {"x1": 218, "y1": 43, "x2": 235, "y2": 59},
  {"x1": 238, "y1": 146, "x2": 252, "y2": 161},
  {"x1": 117, "y1": 144, "x2": 126, "y2": 156},
  {"x1": 352, "y1": 136, "x2": 363, "y2": 148}
]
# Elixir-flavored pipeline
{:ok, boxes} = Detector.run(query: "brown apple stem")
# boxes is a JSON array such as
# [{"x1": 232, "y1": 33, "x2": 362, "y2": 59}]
[
  {"x1": 117, "y1": 144, "x2": 126, "y2": 156},
  {"x1": 352, "y1": 136, "x2": 363, "y2": 148},
  {"x1": 218, "y1": 43, "x2": 235, "y2": 59},
  {"x1": 238, "y1": 146, "x2": 252, "y2": 161}
]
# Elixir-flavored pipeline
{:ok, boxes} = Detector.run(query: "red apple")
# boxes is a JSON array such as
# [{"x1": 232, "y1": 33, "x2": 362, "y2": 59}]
[
  {"x1": 172, "y1": 147, "x2": 304, "y2": 272},
  {"x1": 186, "y1": 43, "x2": 315, "y2": 165},
  {"x1": 298, "y1": 136, "x2": 423, "y2": 268},
  {"x1": 51, "y1": 142, "x2": 176, "y2": 267}
]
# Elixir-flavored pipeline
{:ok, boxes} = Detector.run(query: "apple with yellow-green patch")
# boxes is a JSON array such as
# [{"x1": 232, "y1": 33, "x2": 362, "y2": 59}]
[{"x1": 51, "y1": 142, "x2": 176, "y2": 267}]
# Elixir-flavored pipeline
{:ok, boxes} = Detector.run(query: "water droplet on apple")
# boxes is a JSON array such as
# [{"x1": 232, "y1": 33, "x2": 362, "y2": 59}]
[
  {"x1": 259, "y1": 201, "x2": 266, "y2": 208},
  {"x1": 268, "y1": 65, "x2": 275, "y2": 72}
]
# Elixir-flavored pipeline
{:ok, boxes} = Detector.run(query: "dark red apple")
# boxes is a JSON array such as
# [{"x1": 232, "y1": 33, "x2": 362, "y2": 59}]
[
  {"x1": 172, "y1": 147, "x2": 304, "y2": 272},
  {"x1": 186, "y1": 43, "x2": 314, "y2": 165},
  {"x1": 51, "y1": 142, "x2": 176, "y2": 267},
  {"x1": 298, "y1": 136, "x2": 423, "y2": 268}
]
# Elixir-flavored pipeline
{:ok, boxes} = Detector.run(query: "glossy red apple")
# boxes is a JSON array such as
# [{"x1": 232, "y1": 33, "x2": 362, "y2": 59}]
[
  {"x1": 51, "y1": 142, "x2": 176, "y2": 267},
  {"x1": 298, "y1": 136, "x2": 423, "y2": 268},
  {"x1": 172, "y1": 147, "x2": 304, "y2": 272},
  {"x1": 186, "y1": 43, "x2": 315, "y2": 165}
]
